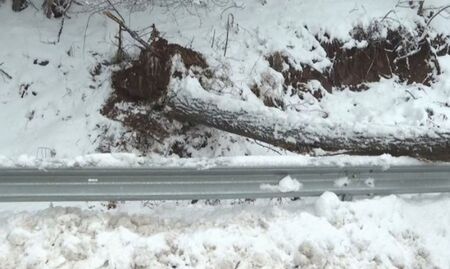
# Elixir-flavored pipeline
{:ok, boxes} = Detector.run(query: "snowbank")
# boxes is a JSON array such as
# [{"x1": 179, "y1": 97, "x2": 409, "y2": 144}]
[
  {"x1": 0, "y1": 193, "x2": 449, "y2": 268},
  {"x1": 0, "y1": 153, "x2": 424, "y2": 168}
]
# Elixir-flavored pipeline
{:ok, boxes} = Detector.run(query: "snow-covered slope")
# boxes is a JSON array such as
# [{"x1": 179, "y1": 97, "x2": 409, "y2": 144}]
[
  {"x1": 1, "y1": 0, "x2": 450, "y2": 162},
  {"x1": 0, "y1": 7, "x2": 116, "y2": 157}
]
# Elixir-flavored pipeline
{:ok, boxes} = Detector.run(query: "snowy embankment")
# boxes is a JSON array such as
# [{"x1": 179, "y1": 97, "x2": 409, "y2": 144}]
[
  {"x1": 0, "y1": 152, "x2": 424, "y2": 169},
  {"x1": 1, "y1": 193, "x2": 449, "y2": 268}
]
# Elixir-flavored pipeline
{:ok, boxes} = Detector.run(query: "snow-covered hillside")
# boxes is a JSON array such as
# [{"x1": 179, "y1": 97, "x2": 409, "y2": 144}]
[{"x1": 1, "y1": 0, "x2": 450, "y2": 162}]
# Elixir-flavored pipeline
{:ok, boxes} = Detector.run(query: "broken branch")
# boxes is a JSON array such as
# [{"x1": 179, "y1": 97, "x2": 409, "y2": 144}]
[
  {"x1": 0, "y1": 63, "x2": 12, "y2": 80},
  {"x1": 103, "y1": 11, "x2": 151, "y2": 50}
]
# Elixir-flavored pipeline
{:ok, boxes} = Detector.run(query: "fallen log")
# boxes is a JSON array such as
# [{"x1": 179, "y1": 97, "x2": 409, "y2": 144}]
[
  {"x1": 104, "y1": 13, "x2": 450, "y2": 160},
  {"x1": 162, "y1": 62, "x2": 450, "y2": 160}
]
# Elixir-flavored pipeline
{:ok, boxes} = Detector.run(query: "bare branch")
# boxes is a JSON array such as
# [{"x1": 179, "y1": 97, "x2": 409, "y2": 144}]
[
  {"x1": 104, "y1": 0, "x2": 125, "y2": 23},
  {"x1": 223, "y1": 13, "x2": 233, "y2": 56},
  {"x1": 0, "y1": 63, "x2": 12, "y2": 80},
  {"x1": 427, "y1": 4, "x2": 450, "y2": 26},
  {"x1": 104, "y1": 11, "x2": 152, "y2": 50}
]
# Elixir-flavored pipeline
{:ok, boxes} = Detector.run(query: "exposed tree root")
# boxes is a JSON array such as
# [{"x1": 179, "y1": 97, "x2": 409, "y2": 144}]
[{"x1": 103, "y1": 22, "x2": 449, "y2": 160}]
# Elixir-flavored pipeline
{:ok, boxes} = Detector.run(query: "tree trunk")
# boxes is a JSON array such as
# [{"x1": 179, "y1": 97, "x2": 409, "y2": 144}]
[{"x1": 164, "y1": 76, "x2": 450, "y2": 160}]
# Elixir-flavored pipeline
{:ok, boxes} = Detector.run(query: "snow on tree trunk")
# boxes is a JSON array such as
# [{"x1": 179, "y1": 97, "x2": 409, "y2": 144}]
[{"x1": 163, "y1": 73, "x2": 450, "y2": 161}]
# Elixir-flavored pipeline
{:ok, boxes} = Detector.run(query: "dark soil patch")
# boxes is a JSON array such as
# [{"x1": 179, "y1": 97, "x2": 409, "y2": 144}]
[
  {"x1": 102, "y1": 36, "x2": 209, "y2": 155},
  {"x1": 266, "y1": 52, "x2": 329, "y2": 100},
  {"x1": 328, "y1": 27, "x2": 439, "y2": 88},
  {"x1": 261, "y1": 25, "x2": 441, "y2": 105},
  {"x1": 111, "y1": 37, "x2": 207, "y2": 104}
]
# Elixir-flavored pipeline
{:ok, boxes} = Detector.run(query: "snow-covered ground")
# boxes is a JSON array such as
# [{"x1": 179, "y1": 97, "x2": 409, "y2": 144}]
[
  {"x1": 1, "y1": 193, "x2": 449, "y2": 268},
  {"x1": 1, "y1": 0, "x2": 450, "y2": 159},
  {"x1": 1, "y1": 1, "x2": 450, "y2": 268}
]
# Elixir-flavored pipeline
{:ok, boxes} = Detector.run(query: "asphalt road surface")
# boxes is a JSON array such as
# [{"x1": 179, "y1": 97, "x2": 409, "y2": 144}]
[{"x1": 0, "y1": 165, "x2": 449, "y2": 201}]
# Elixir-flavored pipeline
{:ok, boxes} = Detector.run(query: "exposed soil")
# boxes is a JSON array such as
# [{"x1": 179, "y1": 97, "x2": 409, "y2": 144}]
[
  {"x1": 260, "y1": 25, "x2": 441, "y2": 106},
  {"x1": 329, "y1": 27, "x2": 439, "y2": 88},
  {"x1": 102, "y1": 36, "x2": 209, "y2": 155},
  {"x1": 103, "y1": 25, "x2": 447, "y2": 158},
  {"x1": 111, "y1": 37, "x2": 207, "y2": 104},
  {"x1": 266, "y1": 52, "x2": 329, "y2": 101}
]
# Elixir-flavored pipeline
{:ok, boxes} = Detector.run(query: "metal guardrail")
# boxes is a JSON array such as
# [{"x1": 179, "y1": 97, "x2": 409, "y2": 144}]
[{"x1": 0, "y1": 165, "x2": 449, "y2": 201}]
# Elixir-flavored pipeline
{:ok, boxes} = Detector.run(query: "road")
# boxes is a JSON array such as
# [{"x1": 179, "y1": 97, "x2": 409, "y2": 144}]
[{"x1": 0, "y1": 165, "x2": 449, "y2": 201}]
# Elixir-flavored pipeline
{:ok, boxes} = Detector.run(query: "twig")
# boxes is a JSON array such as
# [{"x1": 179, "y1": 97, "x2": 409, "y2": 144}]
[
  {"x1": 83, "y1": 12, "x2": 97, "y2": 56},
  {"x1": 188, "y1": 36, "x2": 195, "y2": 49},
  {"x1": 105, "y1": 0, "x2": 125, "y2": 23},
  {"x1": 211, "y1": 28, "x2": 215, "y2": 48},
  {"x1": 0, "y1": 63, "x2": 12, "y2": 80},
  {"x1": 50, "y1": 0, "x2": 73, "y2": 44},
  {"x1": 118, "y1": 25, "x2": 123, "y2": 53},
  {"x1": 380, "y1": 9, "x2": 395, "y2": 22},
  {"x1": 405, "y1": 90, "x2": 418, "y2": 100},
  {"x1": 223, "y1": 13, "x2": 233, "y2": 57},
  {"x1": 104, "y1": 0, "x2": 156, "y2": 54},
  {"x1": 427, "y1": 5, "x2": 450, "y2": 26},
  {"x1": 26, "y1": 0, "x2": 39, "y2": 10},
  {"x1": 56, "y1": 15, "x2": 65, "y2": 43},
  {"x1": 393, "y1": 46, "x2": 423, "y2": 63},
  {"x1": 220, "y1": 1, "x2": 244, "y2": 19},
  {"x1": 417, "y1": 0, "x2": 424, "y2": 16},
  {"x1": 252, "y1": 139, "x2": 282, "y2": 155},
  {"x1": 365, "y1": 49, "x2": 377, "y2": 78},
  {"x1": 104, "y1": 11, "x2": 152, "y2": 51}
]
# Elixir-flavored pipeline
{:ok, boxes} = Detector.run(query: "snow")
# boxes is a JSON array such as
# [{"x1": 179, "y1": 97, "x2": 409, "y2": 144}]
[
  {"x1": 1, "y1": 0, "x2": 450, "y2": 160},
  {"x1": 0, "y1": 193, "x2": 450, "y2": 268},
  {"x1": 1, "y1": 1, "x2": 450, "y2": 267},
  {"x1": 260, "y1": 175, "x2": 303, "y2": 192},
  {"x1": 0, "y1": 153, "x2": 426, "y2": 168},
  {"x1": 365, "y1": 178, "x2": 375, "y2": 188},
  {"x1": 334, "y1": 177, "x2": 350, "y2": 187}
]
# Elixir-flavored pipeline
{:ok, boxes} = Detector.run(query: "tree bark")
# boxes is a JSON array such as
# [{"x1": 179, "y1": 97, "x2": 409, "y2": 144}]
[{"x1": 163, "y1": 76, "x2": 450, "y2": 160}]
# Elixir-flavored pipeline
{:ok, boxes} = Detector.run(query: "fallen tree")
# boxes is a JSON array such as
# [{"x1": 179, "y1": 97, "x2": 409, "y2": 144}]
[
  {"x1": 105, "y1": 13, "x2": 450, "y2": 161},
  {"x1": 163, "y1": 68, "x2": 450, "y2": 160}
]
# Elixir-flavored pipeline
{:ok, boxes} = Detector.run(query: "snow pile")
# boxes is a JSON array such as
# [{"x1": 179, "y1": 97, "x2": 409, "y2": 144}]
[
  {"x1": 0, "y1": 193, "x2": 449, "y2": 268},
  {"x1": 333, "y1": 177, "x2": 376, "y2": 189},
  {"x1": 0, "y1": 153, "x2": 425, "y2": 168},
  {"x1": 334, "y1": 177, "x2": 350, "y2": 187},
  {"x1": 260, "y1": 175, "x2": 303, "y2": 192}
]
